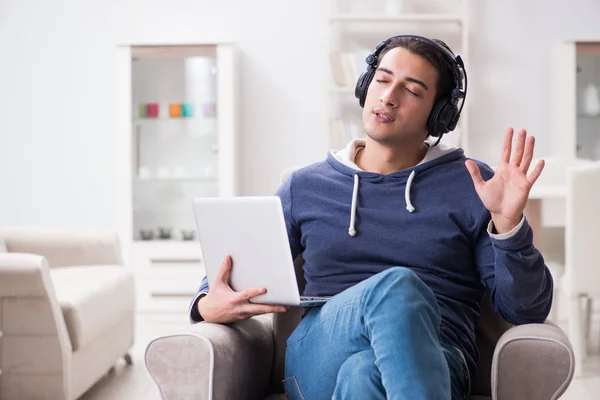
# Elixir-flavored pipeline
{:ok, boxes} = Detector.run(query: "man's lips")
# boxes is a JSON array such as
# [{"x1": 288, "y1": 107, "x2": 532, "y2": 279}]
[{"x1": 374, "y1": 109, "x2": 395, "y2": 122}]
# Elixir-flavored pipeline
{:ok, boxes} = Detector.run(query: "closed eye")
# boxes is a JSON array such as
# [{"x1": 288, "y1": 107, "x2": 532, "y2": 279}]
[{"x1": 406, "y1": 88, "x2": 418, "y2": 96}]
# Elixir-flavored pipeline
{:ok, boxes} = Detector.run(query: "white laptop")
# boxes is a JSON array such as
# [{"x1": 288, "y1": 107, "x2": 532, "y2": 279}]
[{"x1": 192, "y1": 196, "x2": 330, "y2": 307}]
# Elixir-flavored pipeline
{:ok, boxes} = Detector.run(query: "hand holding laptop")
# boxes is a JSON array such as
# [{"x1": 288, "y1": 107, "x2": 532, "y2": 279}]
[{"x1": 197, "y1": 255, "x2": 291, "y2": 324}]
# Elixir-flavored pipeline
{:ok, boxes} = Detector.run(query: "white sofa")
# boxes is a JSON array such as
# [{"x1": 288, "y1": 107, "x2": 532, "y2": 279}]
[{"x1": 0, "y1": 228, "x2": 135, "y2": 399}]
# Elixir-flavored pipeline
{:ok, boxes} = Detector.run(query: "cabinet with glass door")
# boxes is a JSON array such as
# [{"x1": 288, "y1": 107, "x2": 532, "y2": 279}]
[
  {"x1": 115, "y1": 43, "x2": 239, "y2": 313},
  {"x1": 551, "y1": 41, "x2": 600, "y2": 160}
]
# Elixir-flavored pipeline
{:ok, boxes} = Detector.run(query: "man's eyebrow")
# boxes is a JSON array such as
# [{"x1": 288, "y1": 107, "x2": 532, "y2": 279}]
[{"x1": 376, "y1": 67, "x2": 429, "y2": 91}]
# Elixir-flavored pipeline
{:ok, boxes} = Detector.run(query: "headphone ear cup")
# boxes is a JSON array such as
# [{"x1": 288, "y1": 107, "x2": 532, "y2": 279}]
[
  {"x1": 447, "y1": 111, "x2": 461, "y2": 131},
  {"x1": 355, "y1": 68, "x2": 376, "y2": 108},
  {"x1": 427, "y1": 98, "x2": 458, "y2": 137},
  {"x1": 427, "y1": 101, "x2": 444, "y2": 137},
  {"x1": 355, "y1": 71, "x2": 368, "y2": 105}
]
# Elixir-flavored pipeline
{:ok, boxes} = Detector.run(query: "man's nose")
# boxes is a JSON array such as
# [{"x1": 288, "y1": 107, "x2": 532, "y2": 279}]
[{"x1": 379, "y1": 88, "x2": 398, "y2": 108}]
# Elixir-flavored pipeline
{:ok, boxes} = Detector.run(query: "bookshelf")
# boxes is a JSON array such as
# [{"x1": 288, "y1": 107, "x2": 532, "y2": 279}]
[
  {"x1": 326, "y1": 0, "x2": 470, "y2": 153},
  {"x1": 329, "y1": 13, "x2": 463, "y2": 23}
]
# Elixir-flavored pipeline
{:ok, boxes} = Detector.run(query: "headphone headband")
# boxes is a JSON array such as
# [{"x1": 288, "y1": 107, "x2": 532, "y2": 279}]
[{"x1": 355, "y1": 34, "x2": 468, "y2": 138}]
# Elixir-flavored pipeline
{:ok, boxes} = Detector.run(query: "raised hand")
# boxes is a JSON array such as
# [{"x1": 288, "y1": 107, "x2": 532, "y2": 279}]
[
  {"x1": 465, "y1": 128, "x2": 545, "y2": 234},
  {"x1": 197, "y1": 255, "x2": 289, "y2": 324}
]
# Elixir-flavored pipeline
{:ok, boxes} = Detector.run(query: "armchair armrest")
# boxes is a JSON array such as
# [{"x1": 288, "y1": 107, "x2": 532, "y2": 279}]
[
  {"x1": 0, "y1": 253, "x2": 62, "y2": 299},
  {"x1": 0, "y1": 253, "x2": 72, "y2": 399},
  {"x1": 0, "y1": 227, "x2": 122, "y2": 267},
  {"x1": 492, "y1": 321, "x2": 574, "y2": 400},
  {"x1": 145, "y1": 315, "x2": 274, "y2": 400}
]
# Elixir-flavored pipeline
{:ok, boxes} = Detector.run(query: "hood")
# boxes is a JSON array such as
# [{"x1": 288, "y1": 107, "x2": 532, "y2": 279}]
[{"x1": 328, "y1": 139, "x2": 464, "y2": 236}]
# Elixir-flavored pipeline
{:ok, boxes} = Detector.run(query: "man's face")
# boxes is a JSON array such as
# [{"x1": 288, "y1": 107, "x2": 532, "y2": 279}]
[{"x1": 361, "y1": 46, "x2": 439, "y2": 146}]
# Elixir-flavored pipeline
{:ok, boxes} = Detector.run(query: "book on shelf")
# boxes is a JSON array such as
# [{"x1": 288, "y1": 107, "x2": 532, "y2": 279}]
[{"x1": 329, "y1": 50, "x2": 371, "y2": 89}]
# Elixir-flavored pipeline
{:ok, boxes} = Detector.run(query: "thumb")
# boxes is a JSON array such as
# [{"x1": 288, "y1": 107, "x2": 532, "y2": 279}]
[
  {"x1": 465, "y1": 160, "x2": 485, "y2": 190},
  {"x1": 216, "y1": 255, "x2": 233, "y2": 285}
]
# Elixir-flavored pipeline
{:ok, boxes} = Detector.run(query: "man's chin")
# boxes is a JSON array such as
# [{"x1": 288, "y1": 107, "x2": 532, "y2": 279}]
[
  {"x1": 365, "y1": 130, "x2": 425, "y2": 148},
  {"x1": 365, "y1": 129, "x2": 398, "y2": 143}
]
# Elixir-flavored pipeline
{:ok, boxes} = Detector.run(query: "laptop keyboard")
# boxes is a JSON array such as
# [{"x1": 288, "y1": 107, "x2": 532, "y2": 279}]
[{"x1": 300, "y1": 296, "x2": 330, "y2": 301}]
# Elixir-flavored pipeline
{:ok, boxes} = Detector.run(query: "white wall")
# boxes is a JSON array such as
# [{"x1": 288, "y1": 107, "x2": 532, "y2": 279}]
[
  {"x1": 468, "y1": 0, "x2": 600, "y2": 163},
  {"x1": 1, "y1": 0, "x2": 600, "y2": 229}
]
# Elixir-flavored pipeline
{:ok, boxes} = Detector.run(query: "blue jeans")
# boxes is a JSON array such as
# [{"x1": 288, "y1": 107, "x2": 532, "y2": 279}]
[{"x1": 284, "y1": 267, "x2": 470, "y2": 400}]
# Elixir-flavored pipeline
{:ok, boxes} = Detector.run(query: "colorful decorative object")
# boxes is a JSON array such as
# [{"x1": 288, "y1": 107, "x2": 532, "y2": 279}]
[
  {"x1": 138, "y1": 104, "x2": 147, "y2": 118},
  {"x1": 169, "y1": 103, "x2": 182, "y2": 117},
  {"x1": 203, "y1": 102, "x2": 217, "y2": 118},
  {"x1": 182, "y1": 103, "x2": 193, "y2": 117},
  {"x1": 146, "y1": 103, "x2": 159, "y2": 117}
]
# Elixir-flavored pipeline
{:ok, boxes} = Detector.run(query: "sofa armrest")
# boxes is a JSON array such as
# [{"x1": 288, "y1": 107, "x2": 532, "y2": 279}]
[
  {"x1": 0, "y1": 227, "x2": 122, "y2": 267},
  {"x1": 145, "y1": 315, "x2": 274, "y2": 400},
  {"x1": 492, "y1": 321, "x2": 574, "y2": 400},
  {"x1": 0, "y1": 253, "x2": 72, "y2": 399}
]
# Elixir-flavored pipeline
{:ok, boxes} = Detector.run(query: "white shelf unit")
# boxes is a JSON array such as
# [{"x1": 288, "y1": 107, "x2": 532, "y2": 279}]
[
  {"x1": 550, "y1": 40, "x2": 600, "y2": 161},
  {"x1": 329, "y1": 13, "x2": 463, "y2": 23},
  {"x1": 114, "y1": 43, "x2": 239, "y2": 313},
  {"x1": 130, "y1": 241, "x2": 206, "y2": 313},
  {"x1": 326, "y1": 0, "x2": 470, "y2": 153}
]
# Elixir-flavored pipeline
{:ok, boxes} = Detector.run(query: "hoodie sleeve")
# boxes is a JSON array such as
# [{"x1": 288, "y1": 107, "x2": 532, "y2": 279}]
[
  {"x1": 474, "y1": 208, "x2": 554, "y2": 325},
  {"x1": 188, "y1": 276, "x2": 209, "y2": 323},
  {"x1": 275, "y1": 172, "x2": 304, "y2": 261}
]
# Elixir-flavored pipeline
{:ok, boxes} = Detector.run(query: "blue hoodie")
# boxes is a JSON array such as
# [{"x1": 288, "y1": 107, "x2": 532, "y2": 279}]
[{"x1": 192, "y1": 139, "x2": 553, "y2": 382}]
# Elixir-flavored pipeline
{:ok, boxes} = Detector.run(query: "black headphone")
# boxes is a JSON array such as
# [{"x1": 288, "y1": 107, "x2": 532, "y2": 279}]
[{"x1": 355, "y1": 35, "x2": 467, "y2": 138}]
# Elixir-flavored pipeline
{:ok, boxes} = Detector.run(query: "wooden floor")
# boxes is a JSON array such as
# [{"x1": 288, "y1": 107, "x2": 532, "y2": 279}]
[
  {"x1": 79, "y1": 313, "x2": 190, "y2": 400},
  {"x1": 79, "y1": 314, "x2": 600, "y2": 400}
]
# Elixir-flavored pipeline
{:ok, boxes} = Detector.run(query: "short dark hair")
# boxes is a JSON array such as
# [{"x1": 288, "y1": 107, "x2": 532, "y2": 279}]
[{"x1": 378, "y1": 37, "x2": 455, "y2": 100}]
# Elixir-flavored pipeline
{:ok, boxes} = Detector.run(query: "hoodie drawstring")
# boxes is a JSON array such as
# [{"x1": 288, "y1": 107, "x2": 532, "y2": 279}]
[
  {"x1": 349, "y1": 174, "x2": 359, "y2": 236},
  {"x1": 348, "y1": 170, "x2": 416, "y2": 237},
  {"x1": 405, "y1": 170, "x2": 416, "y2": 213}
]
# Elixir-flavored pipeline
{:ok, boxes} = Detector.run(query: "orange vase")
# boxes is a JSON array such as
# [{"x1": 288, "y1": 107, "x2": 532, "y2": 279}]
[{"x1": 169, "y1": 103, "x2": 182, "y2": 117}]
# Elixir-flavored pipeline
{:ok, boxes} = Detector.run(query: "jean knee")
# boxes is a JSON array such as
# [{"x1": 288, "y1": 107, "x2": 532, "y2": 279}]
[
  {"x1": 368, "y1": 267, "x2": 439, "y2": 315},
  {"x1": 381, "y1": 266, "x2": 418, "y2": 279},
  {"x1": 375, "y1": 267, "x2": 426, "y2": 292}
]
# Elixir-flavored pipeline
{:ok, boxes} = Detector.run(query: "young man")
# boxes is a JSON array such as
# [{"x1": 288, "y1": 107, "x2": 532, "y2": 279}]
[{"x1": 190, "y1": 35, "x2": 552, "y2": 400}]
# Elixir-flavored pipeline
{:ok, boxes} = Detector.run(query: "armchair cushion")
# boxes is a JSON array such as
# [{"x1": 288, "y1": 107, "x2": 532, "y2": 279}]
[
  {"x1": 470, "y1": 292, "x2": 512, "y2": 396},
  {"x1": 50, "y1": 265, "x2": 135, "y2": 351}
]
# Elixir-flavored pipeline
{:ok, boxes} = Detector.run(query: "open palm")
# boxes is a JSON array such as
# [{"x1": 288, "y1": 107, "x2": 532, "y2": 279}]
[{"x1": 465, "y1": 128, "x2": 545, "y2": 233}]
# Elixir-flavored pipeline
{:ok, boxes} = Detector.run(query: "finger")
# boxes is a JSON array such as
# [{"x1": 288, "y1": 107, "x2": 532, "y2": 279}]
[
  {"x1": 519, "y1": 135, "x2": 536, "y2": 174},
  {"x1": 237, "y1": 287, "x2": 268, "y2": 302},
  {"x1": 465, "y1": 160, "x2": 485, "y2": 190},
  {"x1": 501, "y1": 128, "x2": 514, "y2": 164},
  {"x1": 510, "y1": 129, "x2": 527, "y2": 167},
  {"x1": 527, "y1": 159, "x2": 545, "y2": 185},
  {"x1": 239, "y1": 303, "x2": 289, "y2": 316},
  {"x1": 215, "y1": 255, "x2": 232, "y2": 284}
]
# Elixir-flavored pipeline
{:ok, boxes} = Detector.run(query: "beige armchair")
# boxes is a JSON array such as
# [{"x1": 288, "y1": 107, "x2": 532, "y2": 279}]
[
  {"x1": 145, "y1": 253, "x2": 575, "y2": 400},
  {"x1": 0, "y1": 228, "x2": 136, "y2": 400}
]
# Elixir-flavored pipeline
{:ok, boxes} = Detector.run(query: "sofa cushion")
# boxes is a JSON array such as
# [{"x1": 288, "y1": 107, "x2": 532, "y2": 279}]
[
  {"x1": 0, "y1": 238, "x2": 7, "y2": 252},
  {"x1": 50, "y1": 265, "x2": 135, "y2": 351}
]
